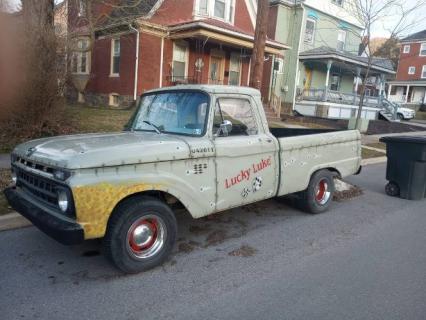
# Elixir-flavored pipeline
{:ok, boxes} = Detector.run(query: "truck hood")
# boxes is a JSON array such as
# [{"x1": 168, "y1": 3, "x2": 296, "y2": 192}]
[{"x1": 13, "y1": 132, "x2": 192, "y2": 169}]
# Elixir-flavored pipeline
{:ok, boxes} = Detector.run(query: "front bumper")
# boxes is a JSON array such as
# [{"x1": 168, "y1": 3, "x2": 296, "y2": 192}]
[{"x1": 4, "y1": 187, "x2": 84, "y2": 245}]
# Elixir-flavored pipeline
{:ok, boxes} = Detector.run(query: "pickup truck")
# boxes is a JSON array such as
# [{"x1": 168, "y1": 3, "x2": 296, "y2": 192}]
[{"x1": 5, "y1": 85, "x2": 361, "y2": 273}]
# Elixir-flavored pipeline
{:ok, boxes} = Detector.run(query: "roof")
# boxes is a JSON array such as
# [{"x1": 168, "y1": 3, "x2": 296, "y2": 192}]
[
  {"x1": 99, "y1": 0, "x2": 158, "y2": 28},
  {"x1": 145, "y1": 85, "x2": 261, "y2": 96},
  {"x1": 401, "y1": 29, "x2": 426, "y2": 43},
  {"x1": 299, "y1": 46, "x2": 395, "y2": 73}
]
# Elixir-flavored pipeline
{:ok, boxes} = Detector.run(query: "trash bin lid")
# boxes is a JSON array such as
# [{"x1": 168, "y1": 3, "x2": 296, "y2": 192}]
[{"x1": 379, "y1": 136, "x2": 426, "y2": 144}]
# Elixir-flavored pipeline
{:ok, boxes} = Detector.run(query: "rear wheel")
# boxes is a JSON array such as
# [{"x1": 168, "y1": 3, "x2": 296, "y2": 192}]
[
  {"x1": 298, "y1": 170, "x2": 335, "y2": 214},
  {"x1": 103, "y1": 196, "x2": 177, "y2": 274},
  {"x1": 397, "y1": 113, "x2": 404, "y2": 121}
]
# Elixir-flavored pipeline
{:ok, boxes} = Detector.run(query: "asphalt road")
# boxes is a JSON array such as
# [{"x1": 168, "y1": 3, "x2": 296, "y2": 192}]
[{"x1": 1, "y1": 163, "x2": 425, "y2": 320}]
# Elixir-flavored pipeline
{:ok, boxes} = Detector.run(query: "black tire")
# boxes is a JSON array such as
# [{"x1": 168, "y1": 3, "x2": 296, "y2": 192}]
[
  {"x1": 397, "y1": 113, "x2": 404, "y2": 121},
  {"x1": 297, "y1": 170, "x2": 335, "y2": 214},
  {"x1": 103, "y1": 196, "x2": 177, "y2": 274},
  {"x1": 385, "y1": 181, "x2": 400, "y2": 197}
]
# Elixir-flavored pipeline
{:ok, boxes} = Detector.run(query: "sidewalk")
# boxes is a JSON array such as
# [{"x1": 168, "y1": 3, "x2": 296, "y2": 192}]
[{"x1": 0, "y1": 154, "x2": 10, "y2": 169}]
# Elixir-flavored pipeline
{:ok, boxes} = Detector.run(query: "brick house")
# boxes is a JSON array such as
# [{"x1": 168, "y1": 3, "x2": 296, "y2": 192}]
[
  {"x1": 68, "y1": 0, "x2": 288, "y2": 108},
  {"x1": 387, "y1": 30, "x2": 426, "y2": 107}
]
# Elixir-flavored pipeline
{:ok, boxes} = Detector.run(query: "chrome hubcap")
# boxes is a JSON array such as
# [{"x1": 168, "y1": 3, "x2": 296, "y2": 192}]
[
  {"x1": 126, "y1": 215, "x2": 166, "y2": 260},
  {"x1": 315, "y1": 179, "x2": 331, "y2": 205}
]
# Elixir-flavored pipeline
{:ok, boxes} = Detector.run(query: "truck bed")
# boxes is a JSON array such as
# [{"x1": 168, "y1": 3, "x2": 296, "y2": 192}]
[{"x1": 273, "y1": 129, "x2": 361, "y2": 197}]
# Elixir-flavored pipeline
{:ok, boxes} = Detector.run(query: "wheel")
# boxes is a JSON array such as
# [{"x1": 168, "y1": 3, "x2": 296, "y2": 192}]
[
  {"x1": 397, "y1": 113, "x2": 404, "y2": 121},
  {"x1": 385, "y1": 182, "x2": 400, "y2": 197},
  {"x1": 103, "y1": 196, "x2": 177, "y2": 274},
  {"x1": 298, "y1": 170, "x2": 335, "y2": 214}
]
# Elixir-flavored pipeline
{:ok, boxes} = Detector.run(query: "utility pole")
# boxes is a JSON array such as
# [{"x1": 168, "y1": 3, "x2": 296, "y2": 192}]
[{"x1": 249, "y1": 0, "x2": 269, "y2": 90}]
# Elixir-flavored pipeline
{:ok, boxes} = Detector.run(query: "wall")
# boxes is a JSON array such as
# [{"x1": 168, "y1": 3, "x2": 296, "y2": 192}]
[{"x1": 396, "y1": 42, "x2": 426, "y2": 81}]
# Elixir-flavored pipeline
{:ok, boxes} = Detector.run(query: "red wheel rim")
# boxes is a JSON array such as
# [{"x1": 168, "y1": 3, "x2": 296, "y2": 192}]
[
  {"x1": 315, "y1": 179, "x2": 331, "y2": 205},
  {"x1": 128, "y1": 219, "x2": 158, "y2": 252}
]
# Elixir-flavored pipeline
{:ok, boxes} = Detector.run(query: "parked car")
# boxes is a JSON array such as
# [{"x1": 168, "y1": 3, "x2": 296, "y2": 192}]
[
  {"x1": 397, "y1": 106, "x2": 416, "y2": 120},
  {"x1": 4, "y1": 85, "x2": 362, "y2": 273}
]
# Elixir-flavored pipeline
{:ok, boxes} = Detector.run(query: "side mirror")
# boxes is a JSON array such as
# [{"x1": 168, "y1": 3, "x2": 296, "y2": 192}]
[{"x1": 218, "y1": 120, "x2": 232, "y2": 137}]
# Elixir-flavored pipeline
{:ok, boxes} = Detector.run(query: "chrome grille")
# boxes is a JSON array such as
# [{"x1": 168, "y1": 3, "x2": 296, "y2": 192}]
[{"x1": 16, "y1": 156, "x2": 54, "y2": 174}]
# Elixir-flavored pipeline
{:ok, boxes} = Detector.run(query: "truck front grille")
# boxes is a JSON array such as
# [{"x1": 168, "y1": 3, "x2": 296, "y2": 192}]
[
  {"x1": 16, "y1": 168, "x2": 58, "y2": 207},
  {"x1": 16, "y1": 156, "x2": 54, "y2": 175}
]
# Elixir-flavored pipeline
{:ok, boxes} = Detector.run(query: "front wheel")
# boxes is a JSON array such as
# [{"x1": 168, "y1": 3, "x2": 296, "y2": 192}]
[
  {"x1": 103, "y1": 196, "x2": 177, "y2": 274},
  {"x1": 298, "y1": 170, "x2": 335, "y2": 214},
  {"x1": 397, "y1": 113, "x2": 404, "y2": 121}
]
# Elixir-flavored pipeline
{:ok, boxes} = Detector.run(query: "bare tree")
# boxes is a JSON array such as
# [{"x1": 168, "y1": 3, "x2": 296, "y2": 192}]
[
  {"x1": 249, "y1": 0, "x2": 269, "y2": 90},
  {"x1": 347, "y1": 0, "x2": 426, "y2": 127}
]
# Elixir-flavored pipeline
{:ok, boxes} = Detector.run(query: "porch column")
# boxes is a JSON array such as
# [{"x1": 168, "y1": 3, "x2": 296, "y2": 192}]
[
  {"x1": 324, "y1": 60, "x2": 333, "y2": 101},
  {"x1": 387, "y1": 84, "x2": 392, "y2": 98},
  {"x1": 353, "y1": 67, "x2": 361, "y2": 104},
  {"x1": 378, "y1": 74, "x2": 385, "y2": 105},
  {"x1": 405, "y1": 85, "x2": 410, "y2": 103}
]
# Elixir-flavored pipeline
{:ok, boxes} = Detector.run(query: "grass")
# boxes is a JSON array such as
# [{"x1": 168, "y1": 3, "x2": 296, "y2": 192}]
[
  {"x1": 0, "y1": 170, "x2": 12, "y2": 216},
  {"x1": 362, "y1": 147, "x2": 386, "y2": 159},
  {"x1": 65, "y1": 105, "x2": 135, "y2": 133},
  {"x1": 366, "y1": 142, "x2": 386, "y2": 150},
  {"x1": 415, "y1": 111, "x2": 426, "y2": 121}
]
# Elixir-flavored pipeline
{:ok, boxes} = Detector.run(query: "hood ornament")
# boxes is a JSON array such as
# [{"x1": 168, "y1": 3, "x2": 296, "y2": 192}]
[{"x1": 26, "y1": 147, "x2": 37, "y2": 157}]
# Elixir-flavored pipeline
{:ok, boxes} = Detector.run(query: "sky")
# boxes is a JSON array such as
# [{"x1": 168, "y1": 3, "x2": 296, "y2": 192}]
[{"x1": 6, "y1": 0, "x2": 426, "y2": 39}]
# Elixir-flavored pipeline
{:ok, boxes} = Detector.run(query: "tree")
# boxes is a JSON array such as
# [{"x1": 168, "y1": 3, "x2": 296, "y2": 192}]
[
  {"x1": 249, "y1": 0, "x2": 269, "y2": 90},
  {"x1": 373, "y1": 37, "x2": 400, "y2": 69},
  {"x1": 347, "y1": 0, "x2": 426, "y2": 127}
]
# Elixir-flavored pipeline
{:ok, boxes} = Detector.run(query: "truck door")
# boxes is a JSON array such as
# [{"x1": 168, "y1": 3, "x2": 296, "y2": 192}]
[{"x1": 213, "y1": 95, "x2": 278, "y2": 212}]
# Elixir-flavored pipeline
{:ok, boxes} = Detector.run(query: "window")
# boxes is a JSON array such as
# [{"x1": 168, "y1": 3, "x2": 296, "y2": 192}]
[
  {"x1": 172, "y1": 41, "x2": 188, "y2": 81},
  {"x1": 420, "y1": 43, "x2": 426, "y2": 56},
  {"x1": 304, "y1": 18, "x2": 316, "y2": 44},
  {"x1": 109, "y1": 94, "x2": 120, "y2": 107},
  {"x1": 408, "y1": 66, "x2": 416, "y2": 75},
  {"x1": 214, "y1": 98, "x2": 258, "y2": 136},
  {"x1": 330, "y1": 74, "x2": 341, "y2": 91},
  {"x1": 132, "y1": 91, "x2": 209, "y2": 136},
  {"x1": 274, "y1": 58, "x2": 284, "y2": 73},
  {"x1": 422, "y1": 65, "x2": 426, "y2": 79},
  {"x1": 337, "y1": 30, "x2": 346, "y2": 52},
  {"x1": 332, "y1": 0, "x2": 344, "y2": 6},
  {"x1": 195, "y1": 0, "x2": 235, "y2": 23},
  {"x1": 229, "y1": 53, "x2": 241, "y2": 85},
  {"x1": 111, "y1": 39, "x2": 120, "y2": 76},
  {"x1": 72, "y1": 39, "x2": 90, "y2": 74},
  {"x1": 403, "y1": 45, "x2": 410, "y2": 53},
  {"x1": 78, "y1": 0, "x2": 87, "y2": 17}
]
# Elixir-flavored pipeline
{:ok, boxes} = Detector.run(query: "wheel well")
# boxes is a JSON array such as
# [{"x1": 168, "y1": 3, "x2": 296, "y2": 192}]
[{"x1": 318, "y1": 167, "x2": 341, "y2": 179}]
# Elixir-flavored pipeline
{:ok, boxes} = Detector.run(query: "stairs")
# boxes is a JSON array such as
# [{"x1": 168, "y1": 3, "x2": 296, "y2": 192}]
[
  {"x1": 379, "y1": 110, "x2": 396, "y2": 122},
  {"x1": 378, "y1": 98, "x2": 399, "y2": 122}
]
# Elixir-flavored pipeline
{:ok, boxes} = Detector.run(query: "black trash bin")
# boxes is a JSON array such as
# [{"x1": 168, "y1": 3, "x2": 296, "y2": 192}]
[{"x1": 379, "y1": 136, "x2": 426, "y2": 200}]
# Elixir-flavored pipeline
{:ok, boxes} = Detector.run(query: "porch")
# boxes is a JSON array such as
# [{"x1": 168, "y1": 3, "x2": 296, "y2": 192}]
[
  {"x1": 387, "y1": 81, "x2": 426, "y2": 107},
  {"x1": 295, "y1": 47, "x2": 395, "y2": 120}
]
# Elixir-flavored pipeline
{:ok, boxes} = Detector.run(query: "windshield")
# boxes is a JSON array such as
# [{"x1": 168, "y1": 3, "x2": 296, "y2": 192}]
[{"x1": 131, "y1": 91, "x2": 209, "y2": 136}]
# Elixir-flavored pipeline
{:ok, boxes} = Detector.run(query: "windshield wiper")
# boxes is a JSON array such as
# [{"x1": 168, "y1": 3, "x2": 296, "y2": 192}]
[{"x1": 142, "y1": 121, "x2": 162, "y2": 134}]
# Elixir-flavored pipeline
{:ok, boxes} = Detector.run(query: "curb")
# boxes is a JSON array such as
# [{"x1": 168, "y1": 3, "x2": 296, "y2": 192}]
[
  {"x1": 0, "y1": 212, "x2": 32, "y2": 232},
  {"x1": 361, "y1": 156, "x2": 387, "y2": 166}
]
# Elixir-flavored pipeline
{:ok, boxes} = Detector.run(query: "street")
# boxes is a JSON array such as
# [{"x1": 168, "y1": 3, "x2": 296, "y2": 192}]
[{"x1": 0, "y1": 163, "x2": 425, "y2": 320}]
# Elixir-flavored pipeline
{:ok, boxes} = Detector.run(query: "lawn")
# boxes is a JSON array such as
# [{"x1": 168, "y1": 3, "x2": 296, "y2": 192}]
[
  {"x1": 362, "y1": 147, "x2": 386, "y2": 159},
  {"x1": 415, "y1": 111, "x2": 426, "y2": 121},
  {"x1": 366, "y1": 142, "x2": 386, "y2": 150},
  {"x1": 65, "y1": 105, "x2": 135, "y2": 133}
]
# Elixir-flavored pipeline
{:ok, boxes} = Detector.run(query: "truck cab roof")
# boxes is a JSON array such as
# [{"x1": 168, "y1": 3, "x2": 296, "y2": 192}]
[{"x1": 143, "y1": 85, "x2": 262, "y2": 97}]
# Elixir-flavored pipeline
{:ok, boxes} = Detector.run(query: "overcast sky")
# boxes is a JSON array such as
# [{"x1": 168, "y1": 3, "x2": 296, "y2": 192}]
[{"x1": 7, "y1": 0, "x2": 426, "y2": 38}]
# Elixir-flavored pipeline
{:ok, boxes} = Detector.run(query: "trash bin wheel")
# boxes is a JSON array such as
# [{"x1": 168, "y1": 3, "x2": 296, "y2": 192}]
[{"x1": 385, "y1": 181, "x2": 400, "y2": 197}]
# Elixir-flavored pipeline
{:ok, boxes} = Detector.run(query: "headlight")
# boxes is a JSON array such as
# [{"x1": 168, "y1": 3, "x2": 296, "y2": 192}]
[
  {"x1": 53, "y1": 169, "x2": 71, "y2": 181},
  {"x1": 57, "y1": 190, "x2": 69, "y2": 213}
]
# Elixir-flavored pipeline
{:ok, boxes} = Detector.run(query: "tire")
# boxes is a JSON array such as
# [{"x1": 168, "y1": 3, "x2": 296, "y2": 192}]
[
  {"x1": 103, "y1": 196, "x2": 177, "y2": 274},
  {"x1": 397, "y1": 113, "x2": 404, "y2": 121},
  {"x1": 297, "y1": 170, "x2": 335, "y2": 214},
  {"x1": 385, "y1": 181, "x2": 400, "y2": 197}
]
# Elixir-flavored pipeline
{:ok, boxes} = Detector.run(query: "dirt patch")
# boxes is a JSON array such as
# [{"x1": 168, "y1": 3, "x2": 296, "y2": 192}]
[
  {"x1": 178, "y1": 242, "x2": 195, "y2": 253},
  {"x1": 228, "y1": 245, "x2": 257, "y2": 257},
  {"x1": 367, "y1": 120, "x2": 425, "y2": 135},
  {"x1": 366, "y1": 142, "x2": 386, "y2": 150},
  {"x1": 333, "y1": 185, "x2": 363, "y2": 202},
  {"x1": 0, "y1": 169, "x2": 13, "y2": 215},
  {"x1": 205, "y1": 229, "x2": 228, "y2": 246}
]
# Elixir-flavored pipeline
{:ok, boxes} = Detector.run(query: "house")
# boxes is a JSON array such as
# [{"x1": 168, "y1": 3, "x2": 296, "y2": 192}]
[
  {"x1": 266, "y1": 0, "x2": 395, "y2": 120},
  {"x1": 387, "y1": 30, "x2": 426, "y2": 107},
  {"x1": 68, "y1": 0, "x2": 289, "y2": 108}
]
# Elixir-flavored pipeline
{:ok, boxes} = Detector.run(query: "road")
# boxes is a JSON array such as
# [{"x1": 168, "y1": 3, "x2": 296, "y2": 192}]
[{"x1": 0, "y1": 163, "x2": 425, "y2": 320}]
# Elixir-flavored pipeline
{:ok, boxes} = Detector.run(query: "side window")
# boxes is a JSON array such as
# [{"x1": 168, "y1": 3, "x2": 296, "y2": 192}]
[{"x1": 213, "y1": 98, "x2": 258, "y2": 136}]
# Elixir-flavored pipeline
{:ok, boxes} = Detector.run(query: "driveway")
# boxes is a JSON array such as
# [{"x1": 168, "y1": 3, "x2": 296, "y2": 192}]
[{"x1": 0, "y1": 164, "x2": 425, "y2": 320}]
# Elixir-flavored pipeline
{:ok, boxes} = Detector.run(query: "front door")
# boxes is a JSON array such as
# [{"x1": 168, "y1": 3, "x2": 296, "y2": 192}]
[
  {"x1": 209, "y1": 56, "x2": 224, "y2": 84},
  {"x1": 213, "y1": 95, "x2": 279, "y2": 212}
]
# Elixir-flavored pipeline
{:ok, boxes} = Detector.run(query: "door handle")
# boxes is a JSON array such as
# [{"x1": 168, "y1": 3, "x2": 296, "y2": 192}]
[{"x1": 265, "y1": 138, "x2": 273, "y2": 143}]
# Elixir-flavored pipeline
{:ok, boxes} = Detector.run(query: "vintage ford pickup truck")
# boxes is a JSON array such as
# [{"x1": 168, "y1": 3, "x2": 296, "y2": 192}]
[{"x1": 5, "y1": 85, "x2": 361, "y2": 273}]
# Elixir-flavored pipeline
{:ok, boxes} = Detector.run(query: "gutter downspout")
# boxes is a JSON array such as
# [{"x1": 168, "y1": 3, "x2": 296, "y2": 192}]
[
  {"x1": 129, "y1": 24, "x2": 140, "y2": 101},
  {"x1": 159, "y1": 37, "x2": 164, "y2": 87},
  {"x1": 292, "y1": 2, "x2": 305, "y2": 110}
]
